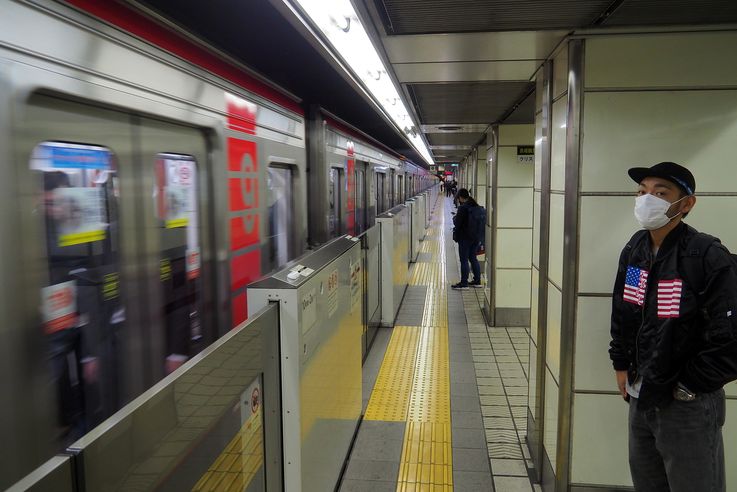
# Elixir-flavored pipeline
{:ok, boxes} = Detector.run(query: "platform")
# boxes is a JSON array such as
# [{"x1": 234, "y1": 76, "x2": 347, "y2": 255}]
[{"x1": 341, "y1": 197, "x2": 540, "y2": 492}]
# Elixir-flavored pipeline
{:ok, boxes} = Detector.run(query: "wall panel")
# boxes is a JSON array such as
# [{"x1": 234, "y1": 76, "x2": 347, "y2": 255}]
[
  {"x1": 570, "y1": 394, "x2": 631, "y2": 487},
  {"x1": 574, "y1": 296, "x2": 615, "y2": 392},
  {"x1": 550, "y1": 99, "x2": 568, "y2": 193},
  {"x1": 495, "y1": 270, "x2": 533, "y2": 308},
  {"x1": 585, "y1": 32, "x2": 737, "y2": 89},
  {"x1": 543, "y1": 370, "x2": 559, "y2": 470},
  {"x1": 547, "y1": 194, "x2": 565, "y2": 288},
  {"x1": 545, "y1": 284, "x2": 562, "y2": 383},
  {"x1": 497, "y1": 229, "x2": 533, "y2": 268},
  {"x1": 581, "y1": 90, "x2": 737, "y2": 193}
]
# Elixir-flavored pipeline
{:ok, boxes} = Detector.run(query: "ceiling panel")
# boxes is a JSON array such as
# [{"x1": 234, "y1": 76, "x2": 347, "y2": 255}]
[
  {"x1": 427, "y1": 133, "x2": 485, "y2": 146},
  {"x1": 410, "y1": 81, "x2": 534, "y2": 124},
  {"x1": 382, "y1": 31, "x2": 568, "y2": 63},
  {"x1": 502, "y1": 90, "x2": 536, "y2": 124},
  {"x1": 603, "y1": 0, "x2": 737, "y2": 26},
  {"x1": 376, "y1": 0, "x2": 613, "y2": 34},
  {"x1": 394, "y1": 60, "x2": 541, "y2": 83}
]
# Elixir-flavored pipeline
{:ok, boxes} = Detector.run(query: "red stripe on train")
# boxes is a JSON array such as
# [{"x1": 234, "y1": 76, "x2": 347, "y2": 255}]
[{"x1": 63, "y1": 0, "x2": 304, "y2": 115}]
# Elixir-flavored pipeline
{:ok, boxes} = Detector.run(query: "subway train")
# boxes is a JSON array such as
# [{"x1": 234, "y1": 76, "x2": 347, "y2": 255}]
[{"x1": 0, "y1": 0, "x2": 436, "y2": 487}]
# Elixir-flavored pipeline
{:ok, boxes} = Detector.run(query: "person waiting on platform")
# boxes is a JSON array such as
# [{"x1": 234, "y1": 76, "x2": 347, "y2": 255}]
[
  {"x1": 609, "y1": 162, "x2": 737, "y2": 492},
  {"x1": 451, "y1": 188, "x2": 485, "y2": 290}
]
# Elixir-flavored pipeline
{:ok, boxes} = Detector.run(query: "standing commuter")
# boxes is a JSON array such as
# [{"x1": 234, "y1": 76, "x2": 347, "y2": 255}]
[
  {"x1": 451, "y1": 188, "x2": 485, "y2": 289},
  {"x1": 609, "y1": 162, "x2": 737, "y2": 492}
]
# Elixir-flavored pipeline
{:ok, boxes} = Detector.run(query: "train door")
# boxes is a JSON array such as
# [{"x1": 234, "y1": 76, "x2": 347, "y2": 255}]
[
  {"x1": 18, "y1": 96, "x2": 134, "y2": 462},
  {"x1": 354, "y1": 163, "x2": 366, "y2": 234},
  {"x1": 16, "y1": 94, "x2": 213, "y2": 463},
  {"x1": 266, "y1": 165, "x2": 293, "y2": 271},
  {"x1": 397, "y1": 173, "x2": 404, "y2": 205},
  {"x1": 137, "y1": 117, "x2": 211, "y2": 382},
  {"x1": 375, "y1": 172, "x2": 386, "y2": 214},
  {"x1": 328, "y1": 167, "x2": 343, "y2": 237},
  {"x1": 388, "y1": 169, "x2": 396, "y2": 208}
]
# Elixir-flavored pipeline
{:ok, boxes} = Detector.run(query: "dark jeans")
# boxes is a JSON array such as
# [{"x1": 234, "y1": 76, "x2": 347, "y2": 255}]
[
  {"x1": 458, "y1": 239, "x2": 480, "y2": 285},
  {"x1": 629, "y1": 389, "x2": 726, "y2": 492}
]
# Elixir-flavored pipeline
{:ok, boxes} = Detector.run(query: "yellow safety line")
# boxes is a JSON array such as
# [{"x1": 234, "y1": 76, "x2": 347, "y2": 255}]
[
  {"x1": 363, "y1": 196, "x2": 455, "y2": 490},
  {"x1": 364, "y1": 326, "x2": 422, "y2": 421}
]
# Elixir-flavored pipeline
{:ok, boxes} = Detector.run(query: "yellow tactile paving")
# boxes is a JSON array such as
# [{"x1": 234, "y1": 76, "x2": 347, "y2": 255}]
[
  {"x1": 365, "y1": 326, "x2": 422, "y2": 421},
  {"x1": 397, "y1": 422, "x2": 453, "y2": 490},
  {"x1": 409, "y1": 261, "x2": 447, "y2": 288},
  {"x1": 399, "y1": 197, "x2": 455, "y2": 490},
  {"x1": 407, "y1": 323, "x2": 450, "y2": 422},
  {"x1": 422, "y1": 288, "x2": 448, "y2": 327}
]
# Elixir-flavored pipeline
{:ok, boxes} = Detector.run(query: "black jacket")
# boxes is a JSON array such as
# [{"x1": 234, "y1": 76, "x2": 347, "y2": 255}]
[
  {"x1": 609, "y1": 222, "x2": 737, "y2": 407},
  {"x1": 453, "y1": 199, "x2": 478, "y2": 242}
]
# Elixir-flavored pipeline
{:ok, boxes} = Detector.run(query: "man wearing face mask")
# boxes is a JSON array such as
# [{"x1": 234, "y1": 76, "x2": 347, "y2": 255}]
[{"x1": 609, "y1": 162, "x2": 737, "y2": 492}]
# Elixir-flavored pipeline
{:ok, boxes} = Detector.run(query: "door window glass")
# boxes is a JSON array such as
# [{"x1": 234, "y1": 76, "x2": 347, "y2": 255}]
[
  {"x1": 376, "y1": 173, "x2": 386, "y2": 214},
  {"x1": 31, "y1": 141, "x2": 123, "y2": 448},
  {"x1": 328, "y1": 168, "x2": 343, "y2": 237},
  {"x1": 355, "y1": 169, "x2": 365, "y2": 234},
  {"x1": 267, "y1": 165, "x2": 293, "y2": 271},
  {"x1": 153, "y1": 154, "x2": 203, "y2": 374}
]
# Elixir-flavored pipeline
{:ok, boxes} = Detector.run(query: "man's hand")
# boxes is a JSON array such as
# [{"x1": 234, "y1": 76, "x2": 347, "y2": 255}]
[{"x1": 616, "y1": 370, "x2": 628, "y2": 400}]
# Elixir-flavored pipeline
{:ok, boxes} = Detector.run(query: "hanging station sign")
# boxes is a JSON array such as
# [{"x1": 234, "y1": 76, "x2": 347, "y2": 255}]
[{"x1": 517, "y1": 145, "x2": 534, "y2": 164}]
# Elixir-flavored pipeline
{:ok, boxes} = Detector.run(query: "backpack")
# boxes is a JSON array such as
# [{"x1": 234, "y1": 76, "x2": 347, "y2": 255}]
[
  {"x1": 624, "y1": 229, "x2": 737, "y2": 297},
  {"x1": 468, "y1": 205, "x2": 487, "y2": 244},
  {"x1": 680, "y1": 233, "x2": 737, "y2": 296}
]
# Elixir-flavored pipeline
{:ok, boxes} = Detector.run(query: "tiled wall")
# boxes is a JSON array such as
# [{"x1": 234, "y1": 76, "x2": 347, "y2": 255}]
[
  {"x1": 528, "y1": 31, "x2": 737, "y2": 490},
  {"x1": 570, "y1": 31, "x2": 737, "y2": 489},
  {"x1": 493, "y1": 125, "x2": 534, "y2": 324}
]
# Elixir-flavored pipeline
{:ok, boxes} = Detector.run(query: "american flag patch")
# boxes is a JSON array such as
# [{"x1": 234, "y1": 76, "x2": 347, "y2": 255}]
[
  {"x1": 624, "y1": 266, "x2": 648, "y2": 306},
  {"x1": 657, "y1": 279, "x2": 683, "y2": 318}
]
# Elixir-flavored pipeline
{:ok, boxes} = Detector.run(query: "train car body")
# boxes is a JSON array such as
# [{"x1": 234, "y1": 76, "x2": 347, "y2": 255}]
[
  {"x1": 0, "y1": 0, "x2": 436, "y2": 487},
  {"x1": 0, "y1": 0, "x2": 309, "y2": 486}
]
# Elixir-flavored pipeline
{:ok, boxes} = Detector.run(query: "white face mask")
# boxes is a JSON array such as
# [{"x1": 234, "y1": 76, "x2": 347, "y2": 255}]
[{"x1": 634, "y1": 193, "x2": 687, "y2": 230}]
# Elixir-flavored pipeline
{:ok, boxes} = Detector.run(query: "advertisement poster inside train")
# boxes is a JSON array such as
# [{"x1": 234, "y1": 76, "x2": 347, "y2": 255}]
[
  {"x1": 53, "y1": 187, "x2": 107, "y2": 246},
  {"x1": 41, "y1": 280, "x2": 77, "y2": 334},
  {"x1": 186, "y1": 247, "x2": 201, "y2": 280},
  {"x1": 156, "y1": 157, "x2": 196, "y2": 229}
]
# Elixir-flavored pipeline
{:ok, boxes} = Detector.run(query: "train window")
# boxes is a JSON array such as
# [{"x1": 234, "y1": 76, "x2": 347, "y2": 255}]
[
  {"x1": 267, "y1": 165, "x2": 293, "y2": 271},
  {"x1": 397, "y1": 174, "x2": 404, "y2": 203},
  {"x1": 31, "y1": 141, "x2": 123, "y2": 447},
  {"x1": 328, "y1": 167, "x2": 343, "y2": 237},
  {"x1": 376, "y1": 172, "x2": 386, "y2": 214},
  {"x1": 153, "y1": 153, "x2": 203, "y2": 375},
  {"x1": 355, "y1": 168, "x2": 365, "y2": 234}
]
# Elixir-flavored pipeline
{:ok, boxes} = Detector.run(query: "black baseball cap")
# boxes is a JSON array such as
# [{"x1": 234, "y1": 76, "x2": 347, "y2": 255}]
[{"x1": 627, "y1": 162, "x2": 696, "y2": 196}]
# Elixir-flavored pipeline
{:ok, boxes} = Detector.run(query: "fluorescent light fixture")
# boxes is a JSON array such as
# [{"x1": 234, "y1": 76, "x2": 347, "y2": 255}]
[{"x1": 289, "y1": 0, "x2": 434, "y2": 166}]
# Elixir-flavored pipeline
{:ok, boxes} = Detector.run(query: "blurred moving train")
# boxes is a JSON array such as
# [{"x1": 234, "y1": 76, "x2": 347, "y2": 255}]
[{"x1": 0, "y1": 0, "x2": 436, "y2": 487}]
